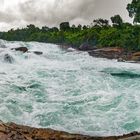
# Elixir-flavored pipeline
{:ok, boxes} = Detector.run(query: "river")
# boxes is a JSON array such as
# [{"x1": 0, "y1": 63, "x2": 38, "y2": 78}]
[{"x1": 0, "y1": 40, "x2": 140, "y2": 136}]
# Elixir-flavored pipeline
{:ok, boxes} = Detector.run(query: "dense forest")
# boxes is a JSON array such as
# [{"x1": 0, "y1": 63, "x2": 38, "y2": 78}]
[{"x1": 0, "y1": 0, "x2": 140, "y2": 51}]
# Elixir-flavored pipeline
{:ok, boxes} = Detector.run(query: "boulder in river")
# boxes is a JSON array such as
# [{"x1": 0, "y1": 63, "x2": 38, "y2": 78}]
[
  {"x1": 11, "y1": 47, "x2": 28, "y2": 53},
  {"x1": 28, "y1": 51, "x2": 43, "y2": 55},
  {"x1": 33, "y1": 51, "x2": 43, "y2": 55},
  {"x1": 4, "y1": 54, "x2": 14, "y2": 63}
]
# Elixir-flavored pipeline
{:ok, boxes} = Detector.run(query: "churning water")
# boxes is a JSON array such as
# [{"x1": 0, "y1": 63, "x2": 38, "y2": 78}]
[{"x1": 0, "y1": 40, "x2": 140, "y2": 136}]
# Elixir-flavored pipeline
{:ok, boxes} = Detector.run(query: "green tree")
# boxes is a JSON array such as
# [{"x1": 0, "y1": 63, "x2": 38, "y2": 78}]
[
  {"x1": 60, "y1": 22, "x2": 70, "y2": 31},
  {"x1": 41, "y1": 26, "x2": 49, "y2": 32},
  {"x1": 111, "y1": 15, "x2": 123, "y2": 27},
  {"x1": 27, "y1": 24, "x2": 39, "y2": 32},
  {"x1": 93, "y1": 18, "x2": 109, "y2": 27},
  {"x1": 49, "y1": 27, "x2": 59, "y2": 32},
  {"x1": 77, "y1": 24, "x2": 82, "y2": 31},
  {"x1": 83, "y1": 25, "x2": 88, "y2": 30},
  {"x1": 127, "y1": 0, "x2": 140, "y2": 23}
]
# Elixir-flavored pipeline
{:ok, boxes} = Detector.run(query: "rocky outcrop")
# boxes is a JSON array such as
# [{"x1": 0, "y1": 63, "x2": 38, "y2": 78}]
[
  {"x1": 79, "y1": 43, "x2": 97, "y2": 51},
  {"x1": 117, "y1": 51, "x2": 140, "y2": 63},
  {"x1": 0, "y1": 122, "x2": 140, "y2": 140},
  {"x1": 59, "y1": 44, "x2": 140, "y2": 63},
  {"x1": 11, "y1": 47, "x2": 28, "y2": 53},
  {"x1": 0, "y1": 122, "x2": 98, "y2": 140},
  {"x1": 88, "y1": 47, "x2": 125, "y2": 59},
  {"x1": 129, "y1": 52, "x2": 140, "y2": 61}
]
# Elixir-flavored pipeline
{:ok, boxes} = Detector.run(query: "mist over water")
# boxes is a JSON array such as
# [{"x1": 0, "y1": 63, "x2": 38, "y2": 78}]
[{"x1": 0, "y1": 40, "x2": 140, "y2": 136}]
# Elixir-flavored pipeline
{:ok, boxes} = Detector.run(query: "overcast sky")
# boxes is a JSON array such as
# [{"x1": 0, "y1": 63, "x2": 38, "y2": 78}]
[{"x1": 0, "y1": 0, "x2": 132, "y2": 31}]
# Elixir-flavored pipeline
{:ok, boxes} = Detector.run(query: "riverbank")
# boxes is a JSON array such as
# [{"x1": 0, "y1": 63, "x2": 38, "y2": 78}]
[
  {"x1": 0, "y1": 122, "x2": 140, "y2": 140},
  {"x1": 59, "y1": 43, "x2": 140, "y2": 63}
]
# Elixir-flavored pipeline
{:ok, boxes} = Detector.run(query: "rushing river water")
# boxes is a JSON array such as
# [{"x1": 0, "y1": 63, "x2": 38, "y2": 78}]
[{"x1": 0, "y1": 40, "x2": 140, "y2": 136}]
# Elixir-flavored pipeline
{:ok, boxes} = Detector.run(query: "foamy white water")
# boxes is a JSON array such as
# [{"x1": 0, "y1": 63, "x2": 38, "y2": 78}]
[{"x1": 0, "y1": 40, "x2": 140, "y2": 136}]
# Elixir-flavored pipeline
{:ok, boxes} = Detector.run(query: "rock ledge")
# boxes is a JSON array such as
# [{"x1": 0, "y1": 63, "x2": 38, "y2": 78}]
[{"x1": 0, "y1": 122, "x2": 140, "y2": 140}]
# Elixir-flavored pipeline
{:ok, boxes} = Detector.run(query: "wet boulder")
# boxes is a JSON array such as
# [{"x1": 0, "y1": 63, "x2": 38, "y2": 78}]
[
  {"x1": 28, "y1": 51, "x2": 43, "y2": 55},
  {"x1": 33, "y1": 51, "x2": 43, "y2": 55},
  {"x1": 4, "y1": 54, "x2": 14, "y2": 63},
  {"x1": 11, "y1": 47, "x2": 28, "y2": 53}
]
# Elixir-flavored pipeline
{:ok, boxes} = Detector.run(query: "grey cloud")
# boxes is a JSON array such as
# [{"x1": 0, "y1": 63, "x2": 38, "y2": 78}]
[
  {"x1": 0, "y1": 0, "x2": 132, "y2": 30},
  {"x1": 92, "y1": 0, "x2": 132, "y2": 22},
  {"x1": 0, "y1": 11, "x2": 17, "y2": 23},
  {"x1": 18, "y1": 0, "x2": 96, "y2": 26}
]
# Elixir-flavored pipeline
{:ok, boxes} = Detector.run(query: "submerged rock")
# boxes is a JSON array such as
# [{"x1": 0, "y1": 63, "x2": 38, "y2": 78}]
[
  {"x1": 4, "y1": 54, "x2": 14, "y2": 63},
  {"x1": 11, "y1": 47, "x2": 28, "y2": 53},
  {"x1": 32, "y1": 51, "x2": 43, "y2": 55},
  {"x1": 27, "y1": 51, "x2": 43, "y2": 55},
  {"x1": 110, "y1": 72, "x2": 140, "y2": 78}
]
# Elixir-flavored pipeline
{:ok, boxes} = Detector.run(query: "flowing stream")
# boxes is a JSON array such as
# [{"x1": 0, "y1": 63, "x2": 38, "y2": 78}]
[{"x1": 0, "y1": 40, "x2": 140, "y2": 136}]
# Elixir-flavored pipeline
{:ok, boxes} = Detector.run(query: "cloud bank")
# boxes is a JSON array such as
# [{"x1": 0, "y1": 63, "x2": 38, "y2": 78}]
[{"x1": 0, "y1": 0, "x2": 132, "y2": 31}]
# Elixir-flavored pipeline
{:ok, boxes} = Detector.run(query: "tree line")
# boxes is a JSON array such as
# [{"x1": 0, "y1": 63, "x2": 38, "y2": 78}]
[{"x1": 0, "y1": 0, "x2": 140, "y2": 51}]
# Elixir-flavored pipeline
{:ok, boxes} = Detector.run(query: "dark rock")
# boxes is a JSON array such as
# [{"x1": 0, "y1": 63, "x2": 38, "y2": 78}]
[
  {"x1": 110, "y1": 72, "x2": 140, "y2": 78},
  {"x1": 28, "y1": 51, "x2": 43, "y2": 55},
  {"x1": 4, "y1": 54, "x2": 14, "y2": 63},
  {"x1": 11, "y1": 47, "x2": 28, "y2": 53},
  {"x1": 33, "y1": 51, "x2": 43, "y2": 55},
  {"x1": 79, "y1": 43, "x2": 96, "y2": 51}
]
